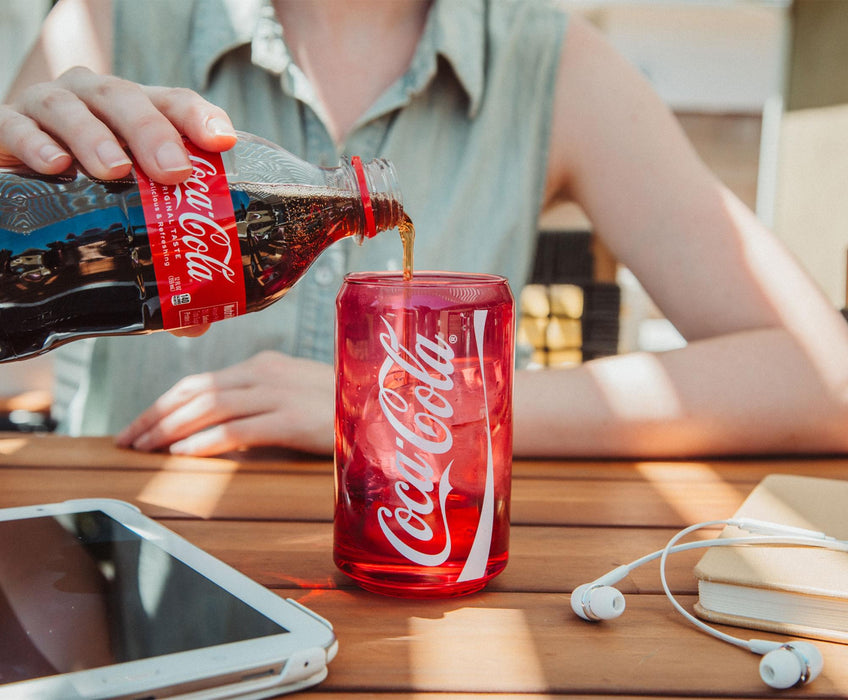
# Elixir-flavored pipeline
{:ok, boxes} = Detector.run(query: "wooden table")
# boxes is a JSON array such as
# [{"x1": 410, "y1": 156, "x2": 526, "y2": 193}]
[{"x1": 1, "y1": 433, "x2": 847, "y2": 698}]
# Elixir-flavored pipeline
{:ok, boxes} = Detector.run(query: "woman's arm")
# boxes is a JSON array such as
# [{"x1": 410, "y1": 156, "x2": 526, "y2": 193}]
[
  {"x1": 514, "y1": 327, "x2": 848, "y2": 457},
  {"x1": 4, "y1": 0, "x2": 114, "y2": 102},
  {"x1": 519, "y1": 15, "x2": 848, "y2": 457}
]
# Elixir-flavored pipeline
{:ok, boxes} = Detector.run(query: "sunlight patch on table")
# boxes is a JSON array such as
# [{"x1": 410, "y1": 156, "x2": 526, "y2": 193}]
[
  {"x1": 408, "y1": 607, "x2": 546, "y2": 692},
  {"x1": 136, "y1": 466, "x2": 236, "y2": 518},
  {"x1": 0, "y1": 437, "x2": 27, "y2": 455},
  {"x1": 634, "y1": 461, "x2": 742, "y2": 525}
]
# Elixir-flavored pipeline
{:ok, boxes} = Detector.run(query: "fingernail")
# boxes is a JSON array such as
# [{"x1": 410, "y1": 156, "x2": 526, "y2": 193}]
[
  {"x1": 169, "y1": 442, "x2": 189, "y2": 455},
  {"x1": 95, "y1": 141, "x2": 132, "y2": 169},
  {"x1": 39, "y1": 143, "x2": 69, "y2": 164},
  {"x1": 155, "y1": 141, "x2": 190, "y2": 172},
  {"x1": 206, "y1": 116, "x2": 236, "y2": 138},
  {"x1": 132, "y1": 434, "x2": 153, "y2": 451}
]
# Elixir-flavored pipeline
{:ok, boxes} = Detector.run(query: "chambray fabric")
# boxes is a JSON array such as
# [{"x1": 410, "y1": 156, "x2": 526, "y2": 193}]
[{"x1": 53, "y1": 0, "x2": 567, "y2": 435}]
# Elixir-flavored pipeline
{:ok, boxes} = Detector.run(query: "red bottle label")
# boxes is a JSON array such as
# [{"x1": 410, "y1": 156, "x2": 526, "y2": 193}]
[{"x1": 136, "y1": 141, "x2": 245, "y2": 330}]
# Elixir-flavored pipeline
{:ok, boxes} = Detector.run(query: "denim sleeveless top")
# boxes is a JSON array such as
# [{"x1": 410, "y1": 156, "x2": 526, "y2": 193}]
[{"x1": 53, "y1": 0, "x2": 567, "y2": 434}]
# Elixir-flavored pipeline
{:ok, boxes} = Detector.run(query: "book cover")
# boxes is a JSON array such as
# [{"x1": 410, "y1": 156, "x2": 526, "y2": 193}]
[{"x1": 693, "y1": 473, "x2": 848, "y2": 644}]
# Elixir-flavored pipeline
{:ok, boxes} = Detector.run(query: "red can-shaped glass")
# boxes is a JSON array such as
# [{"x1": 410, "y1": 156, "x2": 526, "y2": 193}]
[{"x1": 334, "y1": 271, "x2": 514, "y2": 597}]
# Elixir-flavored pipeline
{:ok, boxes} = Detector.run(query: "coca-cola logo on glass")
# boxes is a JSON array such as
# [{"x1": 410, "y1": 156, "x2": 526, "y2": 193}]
[{"x1": 374, "y1": 311, "x2": 496, "y2": 580}]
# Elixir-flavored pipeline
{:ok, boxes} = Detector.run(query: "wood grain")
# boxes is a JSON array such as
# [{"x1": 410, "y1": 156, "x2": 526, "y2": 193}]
[{"x1": 2, "y1": 433, "x2": 847, "y2": 699}]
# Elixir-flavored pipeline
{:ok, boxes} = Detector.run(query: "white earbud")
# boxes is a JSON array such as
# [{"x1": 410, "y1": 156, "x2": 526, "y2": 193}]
[
  {"x1": 572, "y1": 518, "x2": 844, "y2": 690},
  {"x1": 570, "y1": 564, "x2": 630, "y2": 621},
  {"x1": 758, "y1": 642, "x2": 823, "y2": 689},
  {"x1": 571, "y1": 583, "x2": 626, "y2": 621}
]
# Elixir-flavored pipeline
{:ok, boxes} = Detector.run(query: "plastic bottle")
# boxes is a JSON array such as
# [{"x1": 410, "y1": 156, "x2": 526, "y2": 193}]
[{"x1": 0, "y1": 131, "x2": 404, "y2": 362}]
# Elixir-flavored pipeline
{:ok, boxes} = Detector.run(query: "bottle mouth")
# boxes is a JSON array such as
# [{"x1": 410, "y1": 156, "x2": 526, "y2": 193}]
[
  {"x1": 351, "y1": 157, "x2": 377, "y2": 239},
  {"x1": 365, "y1": 159, "x2": 403, "y2": 207}
]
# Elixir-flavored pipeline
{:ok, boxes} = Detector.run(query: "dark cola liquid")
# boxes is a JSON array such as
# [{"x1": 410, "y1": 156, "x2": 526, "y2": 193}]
[{"x1": 0, "y1": 169, "x2": 372, "y2": 362}]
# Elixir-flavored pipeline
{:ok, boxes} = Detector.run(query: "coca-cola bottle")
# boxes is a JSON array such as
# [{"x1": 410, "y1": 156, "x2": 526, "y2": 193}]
[{"x1": 0, "y1": 132, "x2": 404, "y2": 362}]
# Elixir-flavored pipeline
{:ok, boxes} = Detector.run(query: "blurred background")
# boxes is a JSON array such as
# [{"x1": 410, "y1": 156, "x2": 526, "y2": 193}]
[{"x1": 2, "y1": 0, "x2": 846, "y2": 420}]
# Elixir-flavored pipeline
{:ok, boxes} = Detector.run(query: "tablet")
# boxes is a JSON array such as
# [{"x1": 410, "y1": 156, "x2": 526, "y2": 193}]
[{"x1": 0, "y1": 498, "x2": 337, "y2": 699}]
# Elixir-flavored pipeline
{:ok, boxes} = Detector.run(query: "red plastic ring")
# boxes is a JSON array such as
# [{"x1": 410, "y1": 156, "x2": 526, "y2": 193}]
[{"x1": 351, "y1": 156, "x2": 376, "y2": 239}]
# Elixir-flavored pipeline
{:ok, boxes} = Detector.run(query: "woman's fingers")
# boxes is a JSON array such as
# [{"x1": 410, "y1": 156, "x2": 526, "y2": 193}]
[
  {"x1": 115, "y1": 370, "x2": 241, "y2": 448},
  {"x1": 169, "y1": 323, "x2": 212, "y2": 338},
  {"x1": 116, "y1": 352, "x2": 336, "y2": 456},
  {"x1": 51, "y1": 68, "x2": 190, "y2": 182},
  {"x1": 2, "y1": 67, "x2": 236, "y2": 182},
  {"x1": 13, "y1": 74, "x2": 136, "y2": 179},
  {"x1": 0, "y1": 106, "x2": 72, "y2": 171},
  {"x1": 142, "y1": 84, "x2": 237, "y2": 152},
  {"x1": 165, "y1": 412, "x2": 297, "y2": 458},
  {"x1": 126, "y1": 386, "x2": 263, "y2": 453}
]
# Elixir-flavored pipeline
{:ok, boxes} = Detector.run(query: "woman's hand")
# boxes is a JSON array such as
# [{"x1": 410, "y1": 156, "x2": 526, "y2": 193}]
[
  {"x1": 0, "y1": 66, "x2": 237, "y2": 183},
  {"x1": 2, "y1": 66, "x2": 235, "y2": 340},
  {"x1": 115, "y1": 351, "x2": 336, "y2": 457}
]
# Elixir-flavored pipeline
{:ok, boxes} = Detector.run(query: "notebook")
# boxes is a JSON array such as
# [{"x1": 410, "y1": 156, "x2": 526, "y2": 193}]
[{"x1": 693, "y1": 474, "x2": 848, "y2": 643}]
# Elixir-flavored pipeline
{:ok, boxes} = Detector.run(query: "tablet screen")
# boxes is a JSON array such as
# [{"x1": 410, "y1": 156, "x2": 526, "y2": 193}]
[{"x1": 0, "y1": 510, "x2": 288, "y2": 686}]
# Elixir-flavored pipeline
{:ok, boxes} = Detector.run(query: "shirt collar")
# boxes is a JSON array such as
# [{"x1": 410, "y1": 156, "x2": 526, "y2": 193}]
[
  {"x1": 188, "y1": 0, "x2": 265, "y2": 90},
  {"x1": 402, "y1": 0, "x2": 485, "y2": 118},
  {"x1": 189, "y1": 0, "x2": 486, "y2": 118}
]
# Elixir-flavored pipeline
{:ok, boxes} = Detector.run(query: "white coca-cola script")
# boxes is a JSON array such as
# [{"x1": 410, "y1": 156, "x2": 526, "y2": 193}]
[
  {"x1": 139, "y1": 140, "x2": 245, "y2": 330},
  {"x1": 172, "y1": 154, "x2": 238, "y2": 285},
  {"x1": 374, "y1": 310, "x2": 495, "y2": 581}
]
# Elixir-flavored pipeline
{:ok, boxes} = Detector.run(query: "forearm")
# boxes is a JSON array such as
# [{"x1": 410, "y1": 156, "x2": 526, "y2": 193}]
[
  {"x1": 4, "y1": 0, "x2": 114, "y2": 103},
  {"x1": 514, "y1": 326, "x2": 848, "y2": 458}
]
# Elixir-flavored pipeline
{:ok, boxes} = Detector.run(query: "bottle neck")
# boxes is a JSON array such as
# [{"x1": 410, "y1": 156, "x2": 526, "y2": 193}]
[
  {"x1": 222, "y1": 132, "x2": 404, "y2": 241},
  {"x1": 334, "y1": 157, "x2": 404, "y2": 241}
]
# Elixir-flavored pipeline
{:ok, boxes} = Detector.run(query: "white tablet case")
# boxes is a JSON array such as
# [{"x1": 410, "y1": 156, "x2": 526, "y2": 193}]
[{"x1": 0, "y1": 499, "x2": 337, "y2": 699}]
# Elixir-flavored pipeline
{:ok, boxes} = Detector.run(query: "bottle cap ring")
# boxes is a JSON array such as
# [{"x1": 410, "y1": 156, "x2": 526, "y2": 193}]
[{"x1": 351, "y1": 156, "x2": 376, "y2": 239}]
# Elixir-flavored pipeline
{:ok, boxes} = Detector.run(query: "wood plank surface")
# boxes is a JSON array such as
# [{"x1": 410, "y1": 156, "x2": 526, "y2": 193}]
[
  {"x1": 5, "y1": 434, "x2": 848, "y2": 481},
  {"x1": 0, "y1": 434, "x2": 326, "y2": 474},
  {"x1": 306, "y1": 696, "x2": 756, "y2": 700},
  {"x1": 3, "y1": 433, "x2": 848, "y2": 699},
  {"x1": 290, "y1": 591, "x2": 848, "y2": 696},
  {"x1": 307, "y1": 696, "x2": 763, "y2": 700},
  {"x1": 160, "y1": 520, "x2": 713, "y2": 594},
  {"x1": 0, "y1": 466, "x2": 762, "y2": 527}
]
